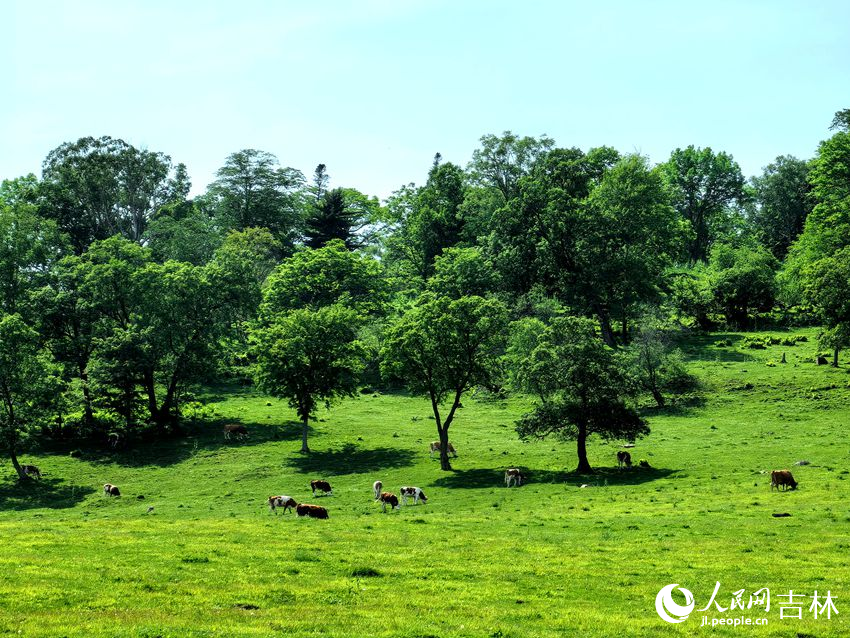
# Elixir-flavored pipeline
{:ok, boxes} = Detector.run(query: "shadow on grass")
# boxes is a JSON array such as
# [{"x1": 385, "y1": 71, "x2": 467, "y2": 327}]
[
  {"x1": 284, "y1": 443, "x2": 416, "y2": 476},
  {"x1": 432, "y1": 466, "x2": 678, "y2": 489},
  {"x1": 678, "y1": 332, "x2": 757, "y2": 364},
  {"x1": 69, "y1": 418, "x2": 306, "y2": 469},
  {"x1": 639, "y1": 394, "x2": 707, "y2": 417},
  {"x1": 0, "y1": 478, "x2": 96, "y2": 510}
]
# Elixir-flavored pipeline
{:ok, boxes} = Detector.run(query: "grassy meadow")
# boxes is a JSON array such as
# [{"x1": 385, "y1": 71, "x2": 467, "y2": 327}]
[{"x1": 1, "y1": 330, "x2": 849, "y2": 637}]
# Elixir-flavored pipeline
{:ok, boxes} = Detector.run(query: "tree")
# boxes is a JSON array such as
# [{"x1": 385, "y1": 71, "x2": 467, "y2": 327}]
[
  {"x1": 750, "y1": 156, "x2": 812, "y2": 259},
  {"x1": 511, "y1": 316, "x2": 647, "y2": 473},
  {"x1": 0, "y1": 314, "x2": 62, "y2": 480},
  {"x1": 381, "y1": 293, "x2": 508, "y2": 470},
  {"x1": 144, "y1": 203, "x2": 222, "y2": 265},
  {"x1": 251, "y1": 305, "x2": 364, "y2": 453},
  {"x1": 304, "y1": 187, "x2": 382, "y2": 250},
  {"x1": 709, "y1": 243, "x2": 778, "y2": 328},
  {"x1": 40, "y1": 136, "x2": 181, "y2": 252},
  {"x1": 262, "y1": 240, "x2": 386, "y2": 316},
  {"x1": 830, "y1": 108, "x2": 850, "y2": 132},
  {"x1": 661, "y1": 146, "x2": 746, "y2": 263},
  {"x1": 427, "y1": 246, "x2": 500, "y2": 299},
  {"x1": 800, "y1": 247, "x2": 850, "y2": 366},
  {"x1": 206, "y1": 149, "x2": 305, "y2": 254},
  {"x1": 468, "y1": 131, "x2": 555, "y2": 202}
]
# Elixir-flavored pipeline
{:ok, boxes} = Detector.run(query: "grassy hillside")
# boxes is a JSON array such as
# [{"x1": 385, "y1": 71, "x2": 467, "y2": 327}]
[{"x1": 1, "y1": 330, "x2": 848, "y2": 637}]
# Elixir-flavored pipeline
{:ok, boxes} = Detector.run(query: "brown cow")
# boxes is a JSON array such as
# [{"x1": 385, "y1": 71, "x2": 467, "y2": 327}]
[
  {"x1": 223, "y1": 424, "x2": 249, "y2": 440},
  {"x1": 103, "y1": 483, "x2": 121, "y2": 497},
  {"x1": 505, "y1": 468, "x2": 524, "y2": 487},
  {"x1": 429, "y1": 441, "x2": 457, "y2": 458},
  {"x1": 21, "y1": 464, "x2": 41, "y2": 480},
  {"x1": 770, "y1": 470, "x2": 798, "y2": 491},
  {"x1": 310, "y1": 480, "x2": 332, "y2": 496},
  {"x1": 296, "y1": 503, "x2": 329, "y2": 519},
  {"x1": 379, "y1": 492, "x2": 399, "y2": 512},
  {"x1": 617, "y1": 451, "x2": 632, "y2": 468},
  {"x1": 268, "y1": 495, "x2": 297, "y2": 513}
]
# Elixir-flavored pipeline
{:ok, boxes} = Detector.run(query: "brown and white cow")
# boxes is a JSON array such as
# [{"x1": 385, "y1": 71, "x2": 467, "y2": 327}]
[
  {"x1": 268, "y1": 495, "x2": 297, "y2": 513},
  {"x1": 617, "y1": 451, "x2": 632, "y2": 469},
  {"x1": 429, "y1": 441, "x2": 457, "y2": 458},
  {"x1": 223, "y1": 424, "x2": 249, "y2": 440},
  {"x1": 21, "y1": 464, "x2": 41, "y2": 480},
  {"x1": 310, "y1": 479, "x2": 333, "y2": 496},
  {"x1": 400, "y1": 486, "x2": 427, "y2": 505},
  {"x1": 770, "y1": 470, "x2": 798, "y2": 491},
  {"x1": 379, "y1": 492, "x2": 399, "y2": 512},
  {"x1": 505, "y1": 468, "x2": 524, "y2": 487},
  {"x1": 103, "y1": 483, "x2": 121, "y2": 497},
  {"x1": 296, "y1": 503, "x2": 329, "y2": 519},
  {"x1": 373, "y1": 480, "x2": 383, "y2": 500}
]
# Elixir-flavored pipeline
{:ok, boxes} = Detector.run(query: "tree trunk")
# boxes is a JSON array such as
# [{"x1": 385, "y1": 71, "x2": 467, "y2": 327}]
[
  {"x1": 301, "y1": 415, "x2": 310, "y2": 454},
  {"x1": 79, "y1": 368, "x2": 94, "y2": 428},
  {"x1": 621, "y1": 314, "x2": 628, "y2": 344},
  {"x1": 438, "y1": 425, "x2": 452, "y2": 471},
  {"x1": 833, "y1": 347, "x2": 839, "y2": 367},
  {"x1": 10, "y1": 448, "x2": 28, "y2": 482},
  {"x1": 597, "y1": 310, "x2": 617, "y2": 349},
  {"x1": 575, "y1": 424, "x2": 592, "y2": 474},
  {"x1": 143, "y1": 371, "x2": 158, "y2": 421},
  {"x1": 651, "y1": 387, "x2": 666, "y2": 408}
]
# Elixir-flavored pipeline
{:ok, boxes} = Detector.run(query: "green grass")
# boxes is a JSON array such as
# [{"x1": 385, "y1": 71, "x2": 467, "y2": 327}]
[{"x1": 1, "y1": 329, "x2": 849, "y2": 637}]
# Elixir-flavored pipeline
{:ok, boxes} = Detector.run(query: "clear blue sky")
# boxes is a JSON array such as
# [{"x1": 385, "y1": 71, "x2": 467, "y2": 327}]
[{"x1": 5, "y1": 1, "x2": 850, "y2": 199}]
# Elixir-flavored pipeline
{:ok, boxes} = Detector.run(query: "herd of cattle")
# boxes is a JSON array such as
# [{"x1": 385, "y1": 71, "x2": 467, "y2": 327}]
[{"x1": 16, "y1": 431, "x2": 801, "y2": 516}]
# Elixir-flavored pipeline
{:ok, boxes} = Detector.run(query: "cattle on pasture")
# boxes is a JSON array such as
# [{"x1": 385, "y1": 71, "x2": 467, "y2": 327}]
[
  {"x1": 103, "y1": 483, "x2": 121, "y2": 497},
  {"x1": 296, "y1": 503, "x2": 329, "y2": 519},
  {"x1": 379, "y1": 492, "x2": 399, "y2": 512},
  {"x1": 223, "y1": 424, "x2": 249, "y2": 440},
  {"x1": 770, "y1": 470, "x2": 798, "y2": 491},
  {"x1": 373, "y1": 480, "x2": 383, "y2": 500},
  {"x1": 617, "y1": 451, "x2": 632, "y2": 468},
  {"x1": 429, "y1": 441, "x2": 457, "y2": 458},
  {"x1": 268, "y1": 495, "x2": 297, "y2": 513},
  {"x1": 311, "y1": 480, "x2": 333, "y2": 496},
  {"x1": 504, "y1": 468, "x2": 524, "y2": 487},
  {"x1": 400, "y1": 486, "x2": 427, "y2": 505}
]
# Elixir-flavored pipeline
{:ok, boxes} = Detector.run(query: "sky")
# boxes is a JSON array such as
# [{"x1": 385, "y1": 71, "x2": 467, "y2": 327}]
[{"x1": 5, "y1": 0, "x2": 850, "y2": 200}]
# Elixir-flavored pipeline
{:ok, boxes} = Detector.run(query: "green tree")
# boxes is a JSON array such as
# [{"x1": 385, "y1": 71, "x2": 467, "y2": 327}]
[
  {"x1": 39, "y1": 136, "x2": 181, "y2": 252},
  {"x1": 304, "y1": 187, "x2": 382, "y2": 250},
  {"x1": 661, "y1": 146, "x2": 746, "y2": 263},
  {"x1": 750, "y1": 156, "x2": 812, "y2": 259},
  {"x1": 709, "y1": 243, "x2": 778, "y2": 328},
  {"x1": 800, "y1": 247, "x2": 850, "y2": 366},
  {"x1": 468, "y1": 131, "x2": 555, "y2": 202},
  {"x1": 427, "y1": 246, "x2": 500, "y2": 298},
  {"x1": 0, "y1": 314, "x2": 63, "y2": 480},
  {"x1": 381, "y1": 293, "x2": 508, "y2": 470},
  {"x1": 144, "y1": 203, "x2": 222, "y2": 265},
  {"x1": 251, "y1": 305, "x2": 364, "y2": 453},
  {"x1": 206, "y1": 149, "x2": 305, "y2": 254},
  {"x1": 511, "y1": 316, "x2": 647, "y2": 473}
]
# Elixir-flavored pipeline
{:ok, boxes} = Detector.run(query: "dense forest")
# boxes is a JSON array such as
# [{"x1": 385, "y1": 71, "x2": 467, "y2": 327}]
[{"x1": 1, "y1": 109, "x2": 848, "y2": 477}]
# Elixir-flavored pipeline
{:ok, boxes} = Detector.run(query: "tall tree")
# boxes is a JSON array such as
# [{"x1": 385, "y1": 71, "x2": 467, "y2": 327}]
[
  {"x1": 381, "y1": 293, "x2": 508, "y2": 470},
  {"x1": 40, "y1": 136, "x2": 180, "y2": 252},
  {"x1": 468, "y1": 131, "x2": 555, "y2": 202},
  {"x1": 750, "y1": 156, "x2": 812, "y2": 259},
  {"x1": 304, "y1": 187, "x2": 381, "y2": 250},
  {"x1": 251, "y1": 305, "x2": 364, "y2": 453},
  {"x1": 661, "y1": 146, "x2": 746, "y2": 264},
  {"x1": 511, "y1": 316, "x2": 648, "y2": 473},
  {"x1": 206, "y1": 149, "x2": 305, "y2": 254},
  {"x1": 709, "y1": 243, "x2": 778, "y2": 328}
]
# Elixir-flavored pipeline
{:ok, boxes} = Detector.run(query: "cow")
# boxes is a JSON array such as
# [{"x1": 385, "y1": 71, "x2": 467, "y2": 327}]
[
  {"x1": 429, "y1": 441, "x2": 457, "y2": 458},
  {"x1": 310, "y1": 480, "x2": 333, "y2": 496},
  {"x1": 617, "y1": 451, "x2": 632, "y2": 469},
  {"x1": 400, "y1": 486, "x2": 427, "y2": 505},
  {"x1": 223, "y1": 424, "x2": 249, "y2": 441},
  {"x1": 268, "y1": 495, "x2": 297, "y2": 513},
  {"x1": 296, "y1": 503, "x2": 329, "y2": 519},
  {"x1": 103, "y1": 483, "x2": 121, "y2": 497},
  {"x1": 505, "y1": 468, "x2": 524, "y2": 487},
  {"x1": 379, "y1": 492, "x2": 399, "y2": 512},
  {"x1": 770, "y1": 470, "x2": 798, "y2": 491},
  {"x1": 373, "y1": 480, "x2": 383, "y2": 500},
  {"x1": 21, "y1": 464, "x2": 41, "y2": 480}
]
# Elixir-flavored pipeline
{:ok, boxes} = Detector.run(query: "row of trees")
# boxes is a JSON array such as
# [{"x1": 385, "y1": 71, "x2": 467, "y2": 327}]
[{"x1": 1, "y1": 110, "x2": 847, "y2": 477}]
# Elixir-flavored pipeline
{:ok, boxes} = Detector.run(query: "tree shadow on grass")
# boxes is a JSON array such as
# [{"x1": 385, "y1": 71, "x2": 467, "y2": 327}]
[
  {"x1": 67, "y1": 418, "x2": 306, "y2": 469},
  {"x1": 0, "y1": 478, "x2": 95, "y2": 511},
  {"x1": 284, "y1": 442, "x2": 416, "y2": 476},
  {"x1": 431, "y1": 466, "x2": 678, "y2": 489}
]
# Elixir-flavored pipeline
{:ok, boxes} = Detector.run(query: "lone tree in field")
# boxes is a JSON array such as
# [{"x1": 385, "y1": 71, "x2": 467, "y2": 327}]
[
  {"x1": 511, "y1": 316, "x2": 648, "y2": 473},
  {"x1": 381, "y1": 293, "x2": 508, "y2": 470},
  {"x1": 0, "y1": 314, "x2": 62, "y2": 480},
  {"x1": 251, "y1": 305, "x2": 364, "y2": 453}
]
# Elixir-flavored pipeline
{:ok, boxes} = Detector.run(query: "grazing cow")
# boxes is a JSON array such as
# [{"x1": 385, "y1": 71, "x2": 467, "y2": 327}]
[
  {"x1": 296, "y1": 503, "x2": 329, "y2": 519},
  {"x1": 400, "y1": 486, "x2": 427, "y2": 505},
  {"x1": 505, "y1": 468, "x2": 524, "y2": 487},
  {"x1": 373, "y1": 480, "x2": 383, "y2": 500},
  {"x1": 379, "y1": 492, "x2": 399, "y2": 512},
  {"x1": 617, "y1": 451, "x2": 632, "y2": 468},
  {"x1": 223, "y1": 424, "x2": 249, "y2": 440},
  {"x1": 310, "y1": 480, "x2": 333, "y2": 496},
  {"x1": 103, "y1": 483, "x2": 121, "y2": 497},
  {"x1": 429, "y1": 441, "x2": 457, "y2": 458},
  {"x1": 21, "y1": 464, "x2": 41, "y2": 480},
  {"x1": 770, "y1": 470, "x2": 798, "y2": 491},
  {"x1": 268, "y1": 495, "x2": 297, "y2": 513}
]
